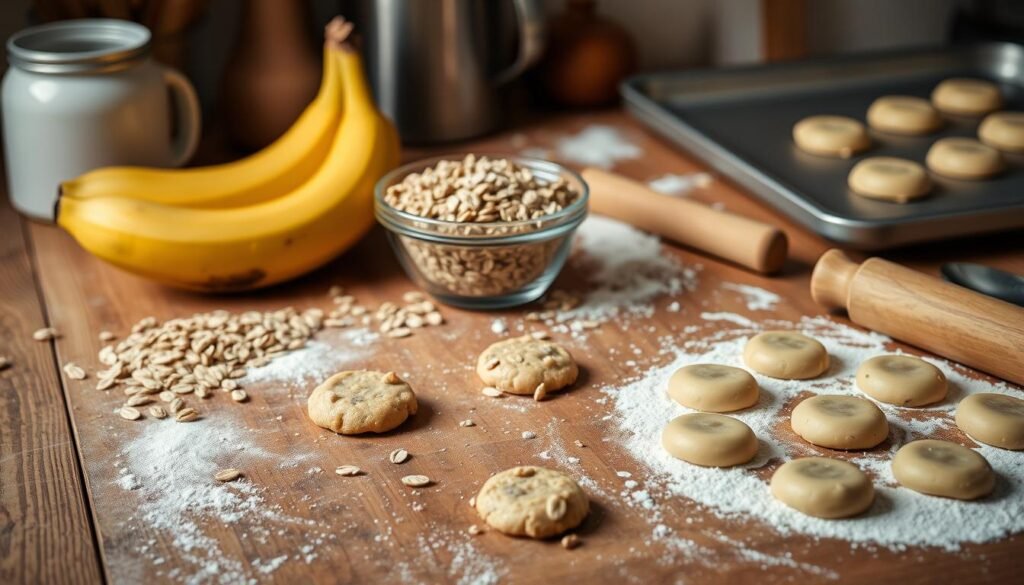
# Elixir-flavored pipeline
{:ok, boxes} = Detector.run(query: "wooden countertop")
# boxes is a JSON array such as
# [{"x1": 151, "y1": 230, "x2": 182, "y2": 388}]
[{"x1": 2, "y1": 110, "x2": 1023, "y2": 584}]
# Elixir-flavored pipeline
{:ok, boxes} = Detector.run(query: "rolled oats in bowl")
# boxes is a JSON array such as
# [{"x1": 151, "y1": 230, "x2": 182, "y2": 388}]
[{"x1": 375, "y1": 154, "x2": 588, "y2": 309}]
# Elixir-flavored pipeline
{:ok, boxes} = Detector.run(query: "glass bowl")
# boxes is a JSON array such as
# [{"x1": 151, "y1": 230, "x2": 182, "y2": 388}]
[{"x1": 374, "y1": 154, "x2": 589, "y2": 309}]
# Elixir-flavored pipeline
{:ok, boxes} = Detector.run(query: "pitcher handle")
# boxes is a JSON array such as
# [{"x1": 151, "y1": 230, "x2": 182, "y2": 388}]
[
  {"x1": 162, "y1": 67, "x2": 202, "y2": 167},
  {"x1": 493, "y1": 0, "x2": 546, "y2": 85}
]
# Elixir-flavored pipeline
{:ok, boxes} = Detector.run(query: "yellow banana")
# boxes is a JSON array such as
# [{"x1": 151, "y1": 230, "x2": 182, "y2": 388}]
[
  {"x1": 58, "y1": 46, "x2": 400, "y2": 291},
  {"x1": 59, "y1": 43, "x2": 343, "y2": 209}
]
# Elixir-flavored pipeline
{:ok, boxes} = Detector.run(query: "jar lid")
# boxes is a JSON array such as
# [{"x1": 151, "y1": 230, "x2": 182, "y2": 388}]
[{"x1": 7, "y1": 19, "x2": 151, "y2": 74}]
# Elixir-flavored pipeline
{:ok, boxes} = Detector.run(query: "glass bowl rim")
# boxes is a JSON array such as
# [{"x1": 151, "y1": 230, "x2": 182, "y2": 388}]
[{"x1": 374, "y1": 153, "x2": 589, "y2": 243}]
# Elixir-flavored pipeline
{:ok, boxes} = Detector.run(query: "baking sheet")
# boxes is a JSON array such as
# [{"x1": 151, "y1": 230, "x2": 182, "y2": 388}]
[{"x1": 622, "y1": 43, "x2": 1024, "y2": 249}]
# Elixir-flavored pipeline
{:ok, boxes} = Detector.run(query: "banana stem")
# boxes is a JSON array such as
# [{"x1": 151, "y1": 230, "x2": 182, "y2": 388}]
[{"x1": 325, "y1": 16, "x2": 354, "y2": 51}]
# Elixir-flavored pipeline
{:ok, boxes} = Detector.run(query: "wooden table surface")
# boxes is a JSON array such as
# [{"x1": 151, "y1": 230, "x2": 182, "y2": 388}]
[{"x1": 2, "y1": 110, "x2": 1023, "y2": 585}]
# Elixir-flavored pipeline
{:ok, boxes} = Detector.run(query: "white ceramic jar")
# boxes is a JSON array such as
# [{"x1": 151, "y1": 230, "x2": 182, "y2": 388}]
[{"x1": 2, "y1": 19, "x2": 201, "y2": 221}]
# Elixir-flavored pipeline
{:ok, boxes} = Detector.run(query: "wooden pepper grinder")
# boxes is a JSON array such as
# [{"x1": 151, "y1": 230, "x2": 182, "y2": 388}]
[
  {"x1": 220, "y1": 0, "x2": 320, "y2": 151},
  {"x1": 541, "y1": 0, "x2": 637, "y2": 107},
  {"x1": 811, "y1": 249, "x2": 1024, "y2": 386}
]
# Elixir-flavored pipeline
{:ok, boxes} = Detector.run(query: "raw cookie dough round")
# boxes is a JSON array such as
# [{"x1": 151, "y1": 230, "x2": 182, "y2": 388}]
[
  {"x1": 867, "y1": 95, "x2": 943, "y2": 135},
  {"x1": 979, "y1": 111, "x2": 1024, "y2": 152},
  {"x1": 855, "y1": 355, "x2": 947, "y2": 407},
  {"x1": 307, "y1": 370, "x2": 418, "y2": 434},
  {"x1": 926, "y1": 137, "x2": 1003, "y2": 180},
  {"x1": 892, "y1": 439, "x2": 995, "y2": 500},
  {"x1": 791, "y1": 395, "x2": 889, "y2": 450},
  {"x1": 667, "y1": 364, "x2": 759, "y2": 412},
  {"x1": 955, "y1": 393, "x2": 1024, "y2": 450},
  {"x1": 475, "y1": 466, "x2": 589, "y2": 538},
  {"x1": 931, "y1": 78, "x2": 1002, "y2": 116},
  {"x1": 793, "y1": 115, "x2": 871, "y2": 158},
  {"x1": 476, "y1": 335, "x2": 578, "y2": 395},
  {"x1": 661, "y1": 413, "x2": 759, "y2": 467},
  {"x1": 743, "y1": 331, "x2": 829, "y2": 380},
  {"x1": 770, "y1": 457, "x2": 875, "y2": 519},
  {"x1": 848, "y1": 157, "x2": 932, "y2": 203}
]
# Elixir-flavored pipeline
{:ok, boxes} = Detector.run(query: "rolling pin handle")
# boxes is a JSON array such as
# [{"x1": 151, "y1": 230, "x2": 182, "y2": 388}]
[{"x1": 810, "y1": 249, "x2": 859, "y2": 311}]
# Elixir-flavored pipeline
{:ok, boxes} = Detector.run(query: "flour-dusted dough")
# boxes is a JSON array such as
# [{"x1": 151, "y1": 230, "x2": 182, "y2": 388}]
[
  {"x1": 926, "y1": 137, "x2": 1003, "y2": 180},
  {"x1": 307, "y1": 370, "x2": 418, "y2": 434},
  {"x1": 667, "y1": 364, "x2": 759, "y2": 413},
  {"x1": 955, "y1": 393, "x2": 1024, "y2": 450},
  {"x1": 979, "y1": 111, "x2": 1024, "y2": 152},
  {"x1": 867, "y1": 96, "x2": 943, "y2": 135},
  {"x1": 856, "y1": 355, "x2": 947, "y2": 407},
  {"x1": 476, "y1": 335, "x2": 578, "y2": 395},
  {"x1": 661, "y1": 413, "x2": 758, "y2": 467},
  {"x1": 931, "y1": 78, "x2": 1002, "y2": 116},
  {"x1": 848, "y1": 157, "x2": 931, "y2": 203},
  {"x1": 791, "y1": 395, "x2": 889, "y2": 450},
  {"x1": 892, "y1": 439, "x2": 995, "y2": 500},
  {"x1": 475, "y1": 466, "x2": 589, "y2": 538},
  {"x1": 770, "y1": 457, "x2": 874, "y2": 519},
  {"x1": 793, "y1": 115, "x2": 871, "y2": 158},
  {"x1": 743, "y1": 331, "x2": 829, "y2": 380}
]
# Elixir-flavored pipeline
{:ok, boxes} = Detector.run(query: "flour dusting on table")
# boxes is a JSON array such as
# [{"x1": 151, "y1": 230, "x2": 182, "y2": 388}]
[
  {"x1": 606, "y1": 316, "x2": 1024, "y2": 551},
  {"x1": 555, "y1": 125, "x2": 642, "y2": 169},
  {"x1": 647, "y1": 172, "x2": 713, "y2": 195}
]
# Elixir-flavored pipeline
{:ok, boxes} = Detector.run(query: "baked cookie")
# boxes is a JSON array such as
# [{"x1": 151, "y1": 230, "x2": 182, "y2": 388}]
[
  {"x1": 790, "y1": 395, "x2": 889, "y2": 450},
  {"x1": 475, "y1": 466, "x2": 589, "y2": 538},
  {"x1": 955, "y1": 393, "x2": 1024, "y2": 450},
  {"x1": 770, "y1": 457, "x2": 874, "y2": 518},
  {"x1": 793, "y1": 115, "x2": 871, "y2": 158},
  {"x1": 307, "y1": 370, "x2": 418, "y2": 434},
  {"x1": 743, "y1": 331, "x2": 829, "y2": 380},
  {"x1": 856, "y1": 355, "x2": 947, "y2": 407},
  {"x1": 931, "y1": 78, "x2": 1002, "y2": 116},
  {"x1": 892, "y1": 439, "x2": 994, "y2": 500},
  {"x1": 926, "y1": 137, "x2": 1003, "y2": 180},
  {"x1": 476, "y1": 336, "x2": 578, "y2": 395},
  {"x1": 661, "y1": 413, "x2": 759, "y2": 467},
  {"x1": 667, "y1": 364, "x2": 759, "y2": 412},
  {"x1": 979, "y1": 111, "x2": 1024, "y2": 152},
  {"x1": 867, "y1": 96, "x2": 942, "y2": 135},
  {"x1": 848, "y1": 157, "x2": 931, "y2": 203}
]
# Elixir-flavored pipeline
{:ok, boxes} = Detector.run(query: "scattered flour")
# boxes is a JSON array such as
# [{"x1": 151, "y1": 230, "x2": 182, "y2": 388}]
[
  {"x1": 555, "y1": 125, "x2": 642, "y2": 169},
  {"x1": 243, "y1": 331, "x2": 375, "y2": 388},
  {"x1": 490, "y1": 319, "x2": 507, "y2": 335},
  {"x1": 607, "y1": 315, "x2": 1024, "y2": 551},
  {"x1": 721, "y1": 282, "x2": 781, "y2": 311},
  {"x1": 647, "y1": 173, "x2": 713, "y2": 195}
]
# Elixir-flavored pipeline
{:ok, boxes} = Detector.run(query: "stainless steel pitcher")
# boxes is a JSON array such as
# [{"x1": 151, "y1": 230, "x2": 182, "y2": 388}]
[{"x1": 352, "y1": 0, "x2": 545, "y2": 144}]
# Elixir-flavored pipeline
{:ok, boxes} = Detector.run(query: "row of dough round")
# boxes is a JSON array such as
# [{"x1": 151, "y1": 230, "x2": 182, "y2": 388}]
[
  {"x1": 792, "y1": 78, "x2": 1023, "y2": 203},
  {"x1": 660, "y1": 330, "x2": 1024, "y2": 519}
]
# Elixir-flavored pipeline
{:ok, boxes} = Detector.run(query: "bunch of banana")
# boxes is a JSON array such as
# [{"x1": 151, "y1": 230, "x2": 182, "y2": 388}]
[{"x1": 57, "y1": 18, "x2": 400, "y2": 291}]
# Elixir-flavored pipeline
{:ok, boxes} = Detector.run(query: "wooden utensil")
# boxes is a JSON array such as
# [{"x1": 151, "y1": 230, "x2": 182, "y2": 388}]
[
  {"x1": 581, "y1": 167, "x2": 788, "y2": 274},
  {"x1": 811, "y1": 249, "x2": 1024, "y2": 386}
]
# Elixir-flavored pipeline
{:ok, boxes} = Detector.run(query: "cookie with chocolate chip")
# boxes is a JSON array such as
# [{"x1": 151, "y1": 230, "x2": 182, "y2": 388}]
[
  {"x1": 476, "y1": 336, "x2": 578, "y2": 396},
  {"x1": 307, "y1": 370, "x2": 418, "y2": 434}
]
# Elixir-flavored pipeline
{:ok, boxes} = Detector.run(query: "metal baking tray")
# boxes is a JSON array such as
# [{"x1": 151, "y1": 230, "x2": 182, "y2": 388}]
[{"x1": 622, "y1": 43, "x2": 1024, "y2": 249}]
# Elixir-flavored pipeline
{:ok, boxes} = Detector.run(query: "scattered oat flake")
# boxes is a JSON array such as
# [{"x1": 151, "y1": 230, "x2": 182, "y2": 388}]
[
  {"x1": 215, "y1": 468, "x2": 242, "y2": 482},
  {"x1": 481, "y1": 386, "x2": 503, "y2": 398},
  {"x1": 335, "y1": 465, "x2": 362, "y2": 477},
  {"x1": 0, "y1": 356, "x2": 10, "y2": 371},
  {"x1": 574, "y1": 440, "x2": 586, "y2": 448},
  {"x1": 468, "y1": 524, "x2": 483, "y2": 536},
  {"x1": 561, "y1": 534, "x2": 581, "y2": 549},
  {"x1": 98, "y1": 331, "x2": 116, "y2": 342},
  {"x1": 401, "y1": 475, "x2": 431, "y2": 487},
  {"x1": 62, "y1": 362, "x2": 87, "y2": 380},
  {"x1": 119, "y1": 406, "x2": 141, "y2": 421},
  {"x1": 459, "y1": 419, "x2": 475, "y2": 428},
  {"x1": 533, "y1": 383, "x2": 548, "y2": 402},
  {"x1": 389, "y1": 448, "x2": 410, "y2": 464},
  {"x1": 230, "y1": 390, "x2": 248, "y2": 403},
  {"x1": 530, "y1": 331, "x2": 550, "y2": 340},
  {"x1": 522, "y1": 431, "x2": 537, "y2": 440},
  {"x1": 175, "y1": 408, "x2": 199, "y2": 422},
  {"x1": 148, "y1": 406, "x2": 167, "y2": 419},
  {"x1": 32, "y1": 327, "x2": 58, "y2": 341}
]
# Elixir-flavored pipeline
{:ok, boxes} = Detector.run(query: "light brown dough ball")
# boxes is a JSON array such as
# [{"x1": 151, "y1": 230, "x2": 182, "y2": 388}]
[
  {"x1": 791, "y1": 395, "x2": 889, "y2": 450},
  {"x1": 848, "y1": 157, "x2": 931, "y2": 203},
  {"x1": 931, "y1": 78, "x2": 1002, "y2": 116},
  {"x1": 926, "y1": 137, "x2": 1003, "y2": 180},
  {"x1": 793, "y1": 115, "x2": 871, "y2": 158},
  {"x1": 743, "y1": 331, "x2": 829, "y2": 380},
  {"x1": 979, "y1": 111, "x2": 1024, "y2": 152},
  {"x1": 892, "y1": 439, "x2": 995, "y2": 500},
  {"x1": 307, "y1": 370, "x2": 418, "y2": 435},
  {"x1": 955, "y1": 393, "x2": 1024, "y2": 450},
  {"x1": 867, "y1": 96, "x2": 942, "y2": 135},
  {"x1": 770, "y1": 457, "x2": 875, "y2": 519},
  {"x1": 661, "y1": 413, "x2": 758, "y2": 467},
  {"x1": 855, "y1": 355, "x2": 947, "y2": 407},
  {"x1": 667, "y1": 364, "x2": 759, "y2": 413}
]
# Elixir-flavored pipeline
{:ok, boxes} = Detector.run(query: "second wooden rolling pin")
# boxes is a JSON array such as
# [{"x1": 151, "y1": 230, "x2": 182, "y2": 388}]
[
  {"x1": 581, "y1": 168, "x2": 787, "y2": 273},
  {"x1": 812, "y1": 249, "x2": 1024, "y2": 386}
]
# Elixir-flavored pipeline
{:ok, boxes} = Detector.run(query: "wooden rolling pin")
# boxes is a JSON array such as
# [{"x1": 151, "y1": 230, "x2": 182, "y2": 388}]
[
  {"x1": 811, "y1": 249, "x2": 1024, "y2": 386},
  {"x1": 581, "y1": 168, "x2": 787, "y2": 273}
]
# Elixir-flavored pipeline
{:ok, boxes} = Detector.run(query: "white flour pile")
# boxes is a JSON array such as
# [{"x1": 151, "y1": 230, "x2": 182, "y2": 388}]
[
  {"x1": 607, "y1": 315, "x2": 1024, "y2": 551},
  {"x1": 720, "y1": 282, "x2": 780, "y2": 311},
  {"x1": 555, "y1": 124, "x2": 642, "y2": 169},
  {"x1": 243, "y1": 329, "x2": 377, "y2": 389},
  {"x1": 647, "y1": 172, "x2": 713, "y2": 195}
]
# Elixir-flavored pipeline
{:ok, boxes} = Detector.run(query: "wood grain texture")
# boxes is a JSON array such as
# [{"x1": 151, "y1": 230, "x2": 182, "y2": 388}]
[
  {"x1": 0, "y1": 200, "x2": 103, "y2": 585},
  {"x1": 19, "y1": 111, "x2": 1024, "y2": 583},
  {"x1": 761, "y1": 0, "x2": 808, "y2": 62}
]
